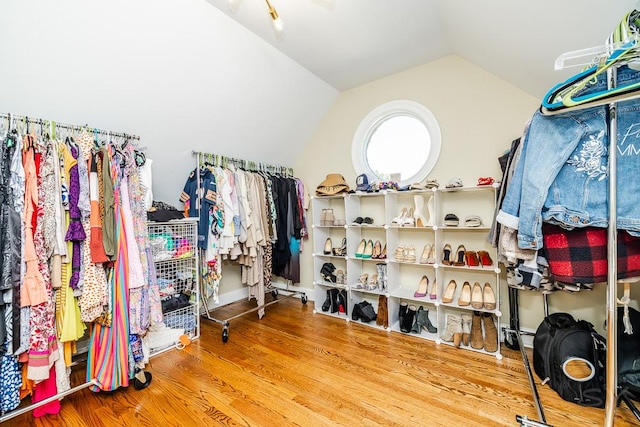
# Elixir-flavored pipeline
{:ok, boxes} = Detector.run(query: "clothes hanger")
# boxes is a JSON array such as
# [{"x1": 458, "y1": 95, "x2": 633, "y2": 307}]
[
  {"x1": 541, "y1": 7, "x2": 640, "y2": 115},
  {"x1": 542, "y1": 42, "x2": 640, "y2": 112}
]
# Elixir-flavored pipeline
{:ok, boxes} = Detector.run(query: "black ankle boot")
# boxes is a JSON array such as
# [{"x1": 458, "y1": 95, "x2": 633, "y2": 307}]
[
  {"x1": 398, "y1": 301, "x2": 408, "y2": 330},
  {"x1": 401, "y1": 305, "x2": 416, "y2": 333},
  {"x1": 322, "y1": 289, "x2": 332, "y2": 312}
]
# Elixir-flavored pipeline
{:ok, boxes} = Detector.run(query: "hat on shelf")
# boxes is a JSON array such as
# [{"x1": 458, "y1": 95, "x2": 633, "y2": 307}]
[
  {"x1": 316, "y1": 174, "x2": 350, "y2": 196},
  {"x1": 356, "y1": 173, "x2": 370, "y2": 191}
]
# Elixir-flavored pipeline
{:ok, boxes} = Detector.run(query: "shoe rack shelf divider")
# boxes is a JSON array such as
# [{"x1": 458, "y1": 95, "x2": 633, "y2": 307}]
[{"x1": 311, "y1": 183, "x2": 502, "y2": 358}]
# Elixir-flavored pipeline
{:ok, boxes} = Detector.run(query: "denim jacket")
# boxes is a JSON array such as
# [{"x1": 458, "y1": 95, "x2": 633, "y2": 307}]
[{"x1": 497, "y1": 66, "x2": 640, "y2": 250}]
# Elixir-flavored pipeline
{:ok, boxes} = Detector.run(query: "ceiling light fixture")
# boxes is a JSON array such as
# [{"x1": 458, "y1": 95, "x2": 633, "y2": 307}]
[{"x1": 264, "y1": 0, "x2": 284, "y2": 32}]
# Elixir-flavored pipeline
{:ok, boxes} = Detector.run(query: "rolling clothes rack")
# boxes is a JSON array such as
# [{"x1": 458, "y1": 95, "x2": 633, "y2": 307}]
[
  {"x1": 0, "y1": 112, "x2": 144, "y2": 422},
  {"x1": 510, "y1": 12, "x2": 640, "y2": 423},
  {"x1": 192, "y1": 151, "x2": 307, "y2": 343}
]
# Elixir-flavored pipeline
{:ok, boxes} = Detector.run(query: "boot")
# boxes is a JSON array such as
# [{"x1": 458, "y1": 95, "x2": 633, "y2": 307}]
[
  {"x1": 376, "y1": 263, "x2": 388, "y2": 292},
  {"x1": 376, "y1": 295, "x2": 388, "y2": 328},
  {"x1": 413, "y1": 195, "x2": 428, "y2": 227},
  {"x1": 400, "y1": 304, "x2": 416, "y2": 333},
  {"x1": 425, "y1": 195, "x2": 435, "y2": 226},
  {"x1": 328, "y1": 288, "x2": 340, "y2": 313},
  {"x1": 412, "y1": 306, "x2": 437, "y2": 333},
  {"x1": 470, "y1": 311, "x2": 483, "y2": 350},
  {"x1": 440, "y1": 314, "x2": 462, "y2": 346},
  {"x1": 483, "y1": 313, "x2": 498, "y2": 353},
  {"x1": 322, "y1": 289, "x2": 332, "y2": 312},
  {"x1": 398, "y1": 301, "x2": 408, "y2": 329},
  {"x1": 461, "y1": 314, "x2": 472, "y2": 346},
  {"x1": 337, "y1": 289, "x2": 348, "y2": 315}
]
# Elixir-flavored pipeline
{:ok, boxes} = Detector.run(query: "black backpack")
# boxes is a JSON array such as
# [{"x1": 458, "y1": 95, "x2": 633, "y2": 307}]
[
  {"x1": 618, "y1": 306, "x2": 640, "y2": 401},
  {"x1": 533, "y1": 312, "x2": 607, "y2": 408}
]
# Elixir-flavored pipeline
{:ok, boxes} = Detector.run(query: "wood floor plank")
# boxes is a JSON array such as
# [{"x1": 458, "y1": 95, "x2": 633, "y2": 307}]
[{"x1": 3, "y1": 296, "x2": 639, "y2": 426}]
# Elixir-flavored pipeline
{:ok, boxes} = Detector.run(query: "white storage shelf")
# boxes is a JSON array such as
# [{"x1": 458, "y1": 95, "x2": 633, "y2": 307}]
[{"x1": 311, "y1": 184, "x2": 502, "y2": 359}]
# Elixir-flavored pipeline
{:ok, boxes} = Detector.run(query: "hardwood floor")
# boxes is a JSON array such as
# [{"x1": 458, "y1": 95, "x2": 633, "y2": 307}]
[{"x1": 4, "y1": 296, "x2": 638, "y2": 427}]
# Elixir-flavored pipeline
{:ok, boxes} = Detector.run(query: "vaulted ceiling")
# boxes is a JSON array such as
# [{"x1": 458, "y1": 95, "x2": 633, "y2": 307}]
[{"x1": 206, "y1": 0, "x2": 638, "y2": 97}]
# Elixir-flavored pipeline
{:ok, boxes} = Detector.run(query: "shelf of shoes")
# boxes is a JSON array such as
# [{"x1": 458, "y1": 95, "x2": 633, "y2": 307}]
[
  {"x1": 311, "y1": 194, "x2": 349, "y2": 320},
  {"x1": 311, "y1": 183, "x2": 502, "y2": 358},
  {"x1": 431, "y1": 185, "x2": 501, "y2": 358}
]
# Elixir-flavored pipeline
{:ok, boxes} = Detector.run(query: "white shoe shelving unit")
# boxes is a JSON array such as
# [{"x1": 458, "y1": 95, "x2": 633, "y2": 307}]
[{"x1": 311, "y1": 183, "x2": 502, "y2": 358}]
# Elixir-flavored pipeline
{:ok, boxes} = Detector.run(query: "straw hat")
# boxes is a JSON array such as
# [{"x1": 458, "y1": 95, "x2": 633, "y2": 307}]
[{"x1": 316, "y1": 174, "x2": 350, "y2": 196}]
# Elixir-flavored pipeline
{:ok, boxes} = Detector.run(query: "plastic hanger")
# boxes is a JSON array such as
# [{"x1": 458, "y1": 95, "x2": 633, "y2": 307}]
[
  {"x1": 542, "y1": 42, "x2": 640, "y2": 111},
  {"x1": 540, "y1": 6, "x2": 640, "y2": 115}
]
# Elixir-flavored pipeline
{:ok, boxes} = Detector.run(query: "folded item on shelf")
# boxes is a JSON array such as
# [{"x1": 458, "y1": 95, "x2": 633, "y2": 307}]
[
  {"x1": 464, "y1": 215, "x2": 483, "y2": 227},
  {"x1": 161, "y1": 292, "x2": 191, "y2": 313},
  {"x1": 444, "y1": 213, "x2": 459, "y2": 226}
]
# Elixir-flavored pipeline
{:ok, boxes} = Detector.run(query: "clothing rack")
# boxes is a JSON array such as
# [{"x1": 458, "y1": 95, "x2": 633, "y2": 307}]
[
  {"x1": 192, "y1": 151, "x2": 307, "y2": 343},
  {"x1": 0, "y1": 111, "x2": 144, "y2": 422},
  {"x1": 510, "y1": 21, "x2": 640, "y2": 424},
  {"x1": 0, "y1": 113, "x2": 140, "y2": 141},
  {"x1": 192, "y1": 150, "x2": 293, "y2": 177}
]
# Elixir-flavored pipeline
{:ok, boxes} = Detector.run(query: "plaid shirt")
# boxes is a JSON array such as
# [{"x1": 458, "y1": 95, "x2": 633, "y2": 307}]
[{"x1": 543, "y1": 223, "x2": 640, "y2": 284}]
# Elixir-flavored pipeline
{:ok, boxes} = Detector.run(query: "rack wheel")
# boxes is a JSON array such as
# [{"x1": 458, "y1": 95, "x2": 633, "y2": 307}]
[
  {"x1": 503, "y1": 329, "x2": 520, "y2": 350},
  {"x1": 301, "y1": 295, "x2": 308, "y2": 304},
  {"x1": 222, "y1": 326, "x2": 229, "y2": 343},
  {"x1": 271, "y1": 289, "x2": 279, "y2": 298}
]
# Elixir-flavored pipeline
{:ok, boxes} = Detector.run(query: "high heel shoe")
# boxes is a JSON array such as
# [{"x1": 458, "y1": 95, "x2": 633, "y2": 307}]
[
  {"x1": 355, "y1": 239, "x2": 366, "y2": 258},
  {"x1": 362, "y1": 239, "x2": 374, "y2": 259},
  {"x1": 471, "y1": 282, "x2": 483, "y2": 309},
  {"x1": 457, "y1": 281, "x2": 471, "y2": 306},
  {"x1": 379, "y1": 244, "x2": 387, "y2": 259},
  {"x1": 403, "y1": 245, "x2": 416, "y2": 263},
  {"x1": 453, "y1": 245, "x2": 466, "y2": 266},
  {"x1": 419, "y1": 243, "x2": 432, "y2": 264},
  {"x1": 413, "y1": 195, "x2": 428, "y2": 227},
  {"x1": 391, "y1": 207, "x2": 408, "y2": 226},
  {"x1": 427, "y1": 244, "x2": 436, "y2": 264},
  {"x1": 371, "y1": 240, "x2": 382, "y2": 259},
  {"x1": 394, "y1": 246, "x2": 405, "y2": 262},
  {"x1": 414, "y1": 275, "x2": 429, "y2": 298},
  {"x1": 477, "y1": 250, "x2": 493, "y2": 267},
  {"x1": 442, "y1": 279, "x2": 457, "y2": 303},
  {"x1": 429, "y1": 279, "x2": 437, "y2": 300},
  {"x1": 368, "y1": 273, "x2": 379, "y2": 291},
  {"x1": 442, "y1": 243, "x2": 453, "y2": 265},
  {"x1": 483, "y1": 282, "x2": 496, "y2": 310},
  {"x1": 403, "y1": 207, "x2": 415, "y2": 226},
  {"x1": 323, "y1": 237, "x2": 333, "y2": 255},
  {"x1": 333, "y1": 237, "x2": 347, "y2": 256},
  {"x1": 411, "y1": 306, "x2": 437, "y2": 334},
  {"x1": 465, "y1": 250, "x2": 480, "y2": 267},
  {"x1": 358, "y1": 273, "x2": 369, "y2": 288}
]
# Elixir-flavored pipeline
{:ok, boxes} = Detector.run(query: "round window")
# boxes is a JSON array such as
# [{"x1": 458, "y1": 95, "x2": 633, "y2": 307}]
[{"x1": 352, "y1": 100, "x2": 441, "y2": 187}]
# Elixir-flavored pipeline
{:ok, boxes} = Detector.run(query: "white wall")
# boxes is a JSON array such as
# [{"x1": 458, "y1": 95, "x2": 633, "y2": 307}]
[
  {"x1": 294, "y1": 55, "x2": 640, "y2": 335},
  {"x1": 0, "y1": 0, "x2": 338, "y2": 205}
]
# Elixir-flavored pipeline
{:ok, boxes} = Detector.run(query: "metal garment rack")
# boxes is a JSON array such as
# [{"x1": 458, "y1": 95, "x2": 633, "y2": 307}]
[
  {"x1": 0, "y1": 112, "x2": 142, "y2": 422},
  {"x1": 192, "y1": 151, "x2": 307, "y2": 343},
  {"x1": 512, "y1": 44, "x2": 633, "y2": 425}
]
